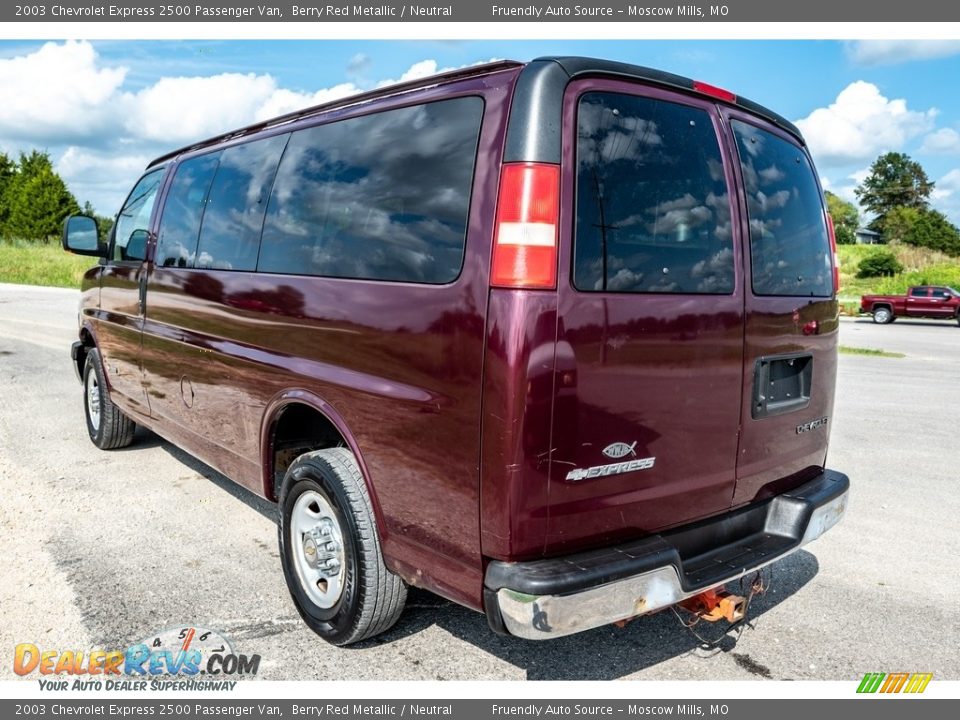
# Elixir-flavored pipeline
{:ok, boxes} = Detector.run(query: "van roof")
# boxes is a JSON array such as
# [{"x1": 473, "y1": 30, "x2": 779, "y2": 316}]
[{"x1": 148, "y1": 55, "x2": 802, "y2": 168}]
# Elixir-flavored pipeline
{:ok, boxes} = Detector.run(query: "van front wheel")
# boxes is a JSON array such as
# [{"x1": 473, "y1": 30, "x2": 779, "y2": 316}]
[
  {"x1": 278, "y1": 448, "x2": 406, "y2": 645},
  {"x1": 83, "y1": 348, "x2": 136, "y2": 450}
]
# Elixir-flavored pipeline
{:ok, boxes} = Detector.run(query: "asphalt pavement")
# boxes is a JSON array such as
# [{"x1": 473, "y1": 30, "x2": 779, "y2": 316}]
[{"x1": 0, "y1": 284, "x2": 957, "y2": 681}]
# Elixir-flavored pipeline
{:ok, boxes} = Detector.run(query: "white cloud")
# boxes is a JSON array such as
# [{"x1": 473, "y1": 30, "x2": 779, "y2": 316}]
[
  {"x1": 939, "y1": 169, "x2": 960, "y2": 190},
  {"x1": 346, "y1": 53, "x2": 371, "y2": 81},
  {"x1": 0, "y1": 44, "x2": 495, "y2": 215},
  {"x1": 932, "y1": 169, "x2": 960, "y2": 226},
  {"x1": 820, "y1": 167, "x2": 871, "y2": 212},
  {"x1": 56, "y1": 147, "x2": 153, "y2": 212},
  {"x1": 846, "y1": 40, "x2": 960, "y2": 66},
  {"x1": 254, "y1": 83, "x2": 361, "y2": 122},
  {"x1": 0, "y1": 40, "x2": 127, "y2": 142},
  {"x1": 127, "y1": 73, "x2": 278, "y2": 142},
  {"x1": 920, "y1": 128, "x2": 960, "y2": 155},
  {"x1": 795, "y1": 81, "x2": 935, "y2": 167}
]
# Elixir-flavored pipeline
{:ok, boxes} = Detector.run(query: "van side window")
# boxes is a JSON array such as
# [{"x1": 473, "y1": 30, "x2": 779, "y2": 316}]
[
  {"x1": 194, "y1": 134, "x2": 289, "y2": 272},
  {"x1": 258, "y1": 96, "x2": 484, "y2": 284},
  {"x1": 156, "y1": 152, "x2": 221, "y2": 268},
  {"x1": 732, "y1": 121, "x2": 832, "y2": 298},
  {"x1": 573, "y1": 92, "x2": 734, "y2": 294},
  {"x1": 112, "y1": 168, "x2": 164, "y2": 263}
]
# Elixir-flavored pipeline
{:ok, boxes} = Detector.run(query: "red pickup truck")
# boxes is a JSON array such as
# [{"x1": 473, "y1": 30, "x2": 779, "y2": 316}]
[{"x1": 861, "y1": 286, "x2": 960, "y2": 325}]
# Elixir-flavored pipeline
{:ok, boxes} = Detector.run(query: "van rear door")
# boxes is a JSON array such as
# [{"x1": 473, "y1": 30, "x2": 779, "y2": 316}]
[
  {"x1": 723, "y1": 110, "x2": 839, "y2": 505},
  {"x1": 548, "y1": 79, "x2": 746, "y2": 552}
]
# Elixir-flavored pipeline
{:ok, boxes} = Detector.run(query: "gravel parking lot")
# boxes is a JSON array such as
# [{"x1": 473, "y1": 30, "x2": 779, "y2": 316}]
[{"x1": 1, "y1": 283, "x2": 957, "y2": 681}]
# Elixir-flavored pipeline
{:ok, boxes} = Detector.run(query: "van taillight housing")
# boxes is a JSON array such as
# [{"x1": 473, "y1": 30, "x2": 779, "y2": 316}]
[
  {"x1": 491, "y1": 162, "x2": 560, "y2": 289},
  {"x1": 826, "y1": 213, "x2": 840, "y2": 294}
]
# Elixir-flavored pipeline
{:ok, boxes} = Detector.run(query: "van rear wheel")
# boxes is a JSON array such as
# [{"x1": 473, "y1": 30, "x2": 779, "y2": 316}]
[
  {"x1": 278, "y1": 448, "x2": 406, "y2": 645},
  {"x1": 83, "y1": 348, "x2": 136, "y2": 450}
]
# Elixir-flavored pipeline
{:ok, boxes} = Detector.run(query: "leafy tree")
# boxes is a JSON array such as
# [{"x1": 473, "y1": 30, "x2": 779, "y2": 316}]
[
  {"x1": 0, "y1": 151, "x2": 15, "y2": 230},
  {"x1": 855, "y1": 152, "x2": 934, "y2": 232},
  {"x1": 856, "y1": 250, "x2": 903, "y2": 278},
  {"x1": 833, "y1": 224, "x2": 857, "y2": 245},
  {"x1": 825, "y1": 191, "x2": 859, "y2": 229},
  {"x1": 904, "y1": 209, "x2": 960, "y2": 256},
  {"x1": 879, "y1": 206, "x2": 960, "y2": 256},
  {"x1": 83, "y1": 200, "x2": 115, "y2": 245},
  {"x1": 879, "y1": 206, "x2": 921, "y2": 245},
  {"x1": 2, "y1": 151, "x2": 79, "y2": 241}
]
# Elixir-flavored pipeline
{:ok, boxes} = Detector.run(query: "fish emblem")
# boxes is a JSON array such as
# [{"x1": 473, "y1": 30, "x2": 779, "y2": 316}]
[{"x1": 602, "y1": 441, "x2": 637, "y2": 459}]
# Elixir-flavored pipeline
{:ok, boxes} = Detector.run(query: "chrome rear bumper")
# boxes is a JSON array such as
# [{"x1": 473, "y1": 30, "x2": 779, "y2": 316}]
[{"x1": 485, "y1": 470, "x2": 849, "y2": 640}]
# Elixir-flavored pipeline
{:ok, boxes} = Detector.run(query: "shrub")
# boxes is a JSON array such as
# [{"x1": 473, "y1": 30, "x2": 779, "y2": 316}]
[{"x1": 856, "y1": 251, "x2": 904, "y2": 278}]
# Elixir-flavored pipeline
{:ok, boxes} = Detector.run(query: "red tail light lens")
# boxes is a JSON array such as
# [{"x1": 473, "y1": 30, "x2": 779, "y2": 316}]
[
  {"x1": 491, "y1": 162, "x2": 560, "y2": 289},
  {"x1": 826, "y1": 213, "x2": 840, "y2": 294},
  {"x1": 693, "y1": 81, "x2": 737, "y2": 103}
]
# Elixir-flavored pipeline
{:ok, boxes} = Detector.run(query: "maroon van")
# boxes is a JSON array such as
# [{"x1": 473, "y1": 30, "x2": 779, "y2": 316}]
[{"x1": 62, "y1": 56, "x2": 849, "y2": 645}]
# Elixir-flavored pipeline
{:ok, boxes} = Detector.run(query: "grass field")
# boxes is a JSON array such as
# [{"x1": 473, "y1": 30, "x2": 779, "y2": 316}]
[
  {"x1": 0, "y1": 240, "x2": 96, "y2": 288},
  {"x1": 1, "y1": 238, "x2": 957, "y2": 296},
  {"x1": 838, "y1": 244, "x2": 960, "y2": 301}
]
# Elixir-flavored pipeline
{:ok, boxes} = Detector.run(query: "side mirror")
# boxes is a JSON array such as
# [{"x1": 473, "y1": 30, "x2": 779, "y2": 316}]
[
  {"x1": 61, "y1": 215, "x2": 105, "y2": 257},
  {"x1": 123, "y1": 229, "x2": 149, "y2": 262}
]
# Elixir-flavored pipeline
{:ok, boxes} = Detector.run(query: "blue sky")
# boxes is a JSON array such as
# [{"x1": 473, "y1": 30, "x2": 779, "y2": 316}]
[{"x1": 3, "y1": 39, "x2": 960, "y2": 224}]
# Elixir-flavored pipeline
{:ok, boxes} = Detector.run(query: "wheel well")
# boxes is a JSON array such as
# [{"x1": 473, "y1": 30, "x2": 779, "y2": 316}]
[
  {"x1": 76, "y1": 328, "x2": 95, "y2": 376},
  {"x1": 872, "y1": 303, "x2": 893, "y2": 313},
  {"x1": 267, "y1": 403, "x2": 347, "y2": 501}
]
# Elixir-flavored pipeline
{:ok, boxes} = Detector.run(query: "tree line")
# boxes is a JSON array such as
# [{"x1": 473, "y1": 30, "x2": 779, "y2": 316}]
[
  {"x1": 0, "y1": 150, "x2": 112, "y2": 243},
  {"x1": 827, "y1": 151, "x2": 960, "y2": 256},
  {"x1": 2, "y1": 147, "x2": 958, "y2": 257}
]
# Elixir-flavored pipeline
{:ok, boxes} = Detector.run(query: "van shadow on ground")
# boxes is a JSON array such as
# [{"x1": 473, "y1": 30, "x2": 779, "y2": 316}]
[
  {"x1": 154, "y1": 432, "x2": 819, "y2": 681},
  {"x1": 372, "y1": 551, "x2": 818, "y2": 681}
]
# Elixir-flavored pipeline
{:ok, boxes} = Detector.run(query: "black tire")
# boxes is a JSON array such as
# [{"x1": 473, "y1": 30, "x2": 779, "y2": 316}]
[
  {"x1": 278, "y1": 448, "x2": 406, "y2": 645},
  {"x1": 872, "y1": 306, "x2": 893, "y2": 324},
  {"x1": 83, "y1": 347, "x2": 136, "y2": 450}
]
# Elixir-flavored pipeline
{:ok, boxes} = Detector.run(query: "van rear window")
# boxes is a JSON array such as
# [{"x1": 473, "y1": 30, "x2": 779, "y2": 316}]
[
  {"x1": 732, "y1": 121, "x2": 832, "y2": 298},
  {"x1": 258, "y1": 96, "x2": 483, "y2": 284},
  {"x1": 573, "y1": 92, "x2": 735, "y2": 295}
]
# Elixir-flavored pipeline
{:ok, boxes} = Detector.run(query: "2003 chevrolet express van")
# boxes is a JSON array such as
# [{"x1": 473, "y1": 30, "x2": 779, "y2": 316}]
[{"x1": 62, "y1": 57, "x2": 849, "y2": 645}]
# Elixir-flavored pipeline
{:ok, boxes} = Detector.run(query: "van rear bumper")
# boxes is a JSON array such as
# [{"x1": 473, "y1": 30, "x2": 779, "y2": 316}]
[{"x1": 483, "y1": 469, "x2": 849, "y2": 639}]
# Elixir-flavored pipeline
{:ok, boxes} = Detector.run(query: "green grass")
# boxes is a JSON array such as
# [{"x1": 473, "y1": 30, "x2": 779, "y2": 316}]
[
  {"x1": 0, "y1": 239, "x2": 95, "y2": 288},
  {"x1": 839, "y1": 345, "x2": 905, "y2": 359},
  {"x1": 838, "y1": 244, "x2": 960, "y2": 302}
]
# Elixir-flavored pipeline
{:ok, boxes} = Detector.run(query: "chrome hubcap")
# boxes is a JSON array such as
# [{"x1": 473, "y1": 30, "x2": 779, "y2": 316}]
[
  {"x1": 86, "y1": 372, "x2": 101, "y2": 431},
  {"x1": 291, "y1": 490, "x2": 345, "y2": 608}
]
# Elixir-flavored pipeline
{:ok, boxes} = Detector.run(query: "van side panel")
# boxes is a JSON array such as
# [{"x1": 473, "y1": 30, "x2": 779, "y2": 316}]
[
  {"x1": 479, "y1": 290, "x2": 558, "y2": 560},
  {"x1": 139, "y1": 70, "x2": 519, "y2": 610}
]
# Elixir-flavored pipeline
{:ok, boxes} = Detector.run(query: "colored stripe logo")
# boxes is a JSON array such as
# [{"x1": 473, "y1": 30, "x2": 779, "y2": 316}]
[{"x1": 857, "y1": 672, "x2": 933, "y2": 694}]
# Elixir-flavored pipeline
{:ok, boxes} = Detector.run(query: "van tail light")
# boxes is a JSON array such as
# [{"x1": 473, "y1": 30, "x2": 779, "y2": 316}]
[
  {"x1": 826, "y1": 213, "x2": 840, "y2": 294},
  {"x1": 693, "y1": 81, "x2": 737, "y2": 103},
  {"x1": 491, "y1": 162, "x2": 560, "y2": 289}
]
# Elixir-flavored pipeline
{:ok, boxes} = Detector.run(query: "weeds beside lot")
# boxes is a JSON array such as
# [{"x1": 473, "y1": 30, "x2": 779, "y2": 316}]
[{"x1": 0, "y1": 239, "x2": 95, "y2": 288}]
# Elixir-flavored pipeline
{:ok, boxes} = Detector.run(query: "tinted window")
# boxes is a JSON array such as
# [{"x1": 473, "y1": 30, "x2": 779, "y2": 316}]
[
  {"x1": 113, "y1": 168, "x2": 164, "y2": 263},
  {"x1": 156, "y1": 152, "x2": 221, "y2": 268},
  {"x1": 732, "y1": 120, "x2": 832, "y2": 297},
  {"x1": 258, "y1": 96, "x2": 483, "y2": 283},
  {"x1": 932, "y1": 288, "x2": 950, "y2": 299},
  {"x1": 574, "y1": 92, "x2": 734, "y2": 294},
  {"x1": 195, "y1": 134, "x2": 289, "y2": 272},
  {"x1": 910, "y1": 287, "x2": 929, "y2": 297}
]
